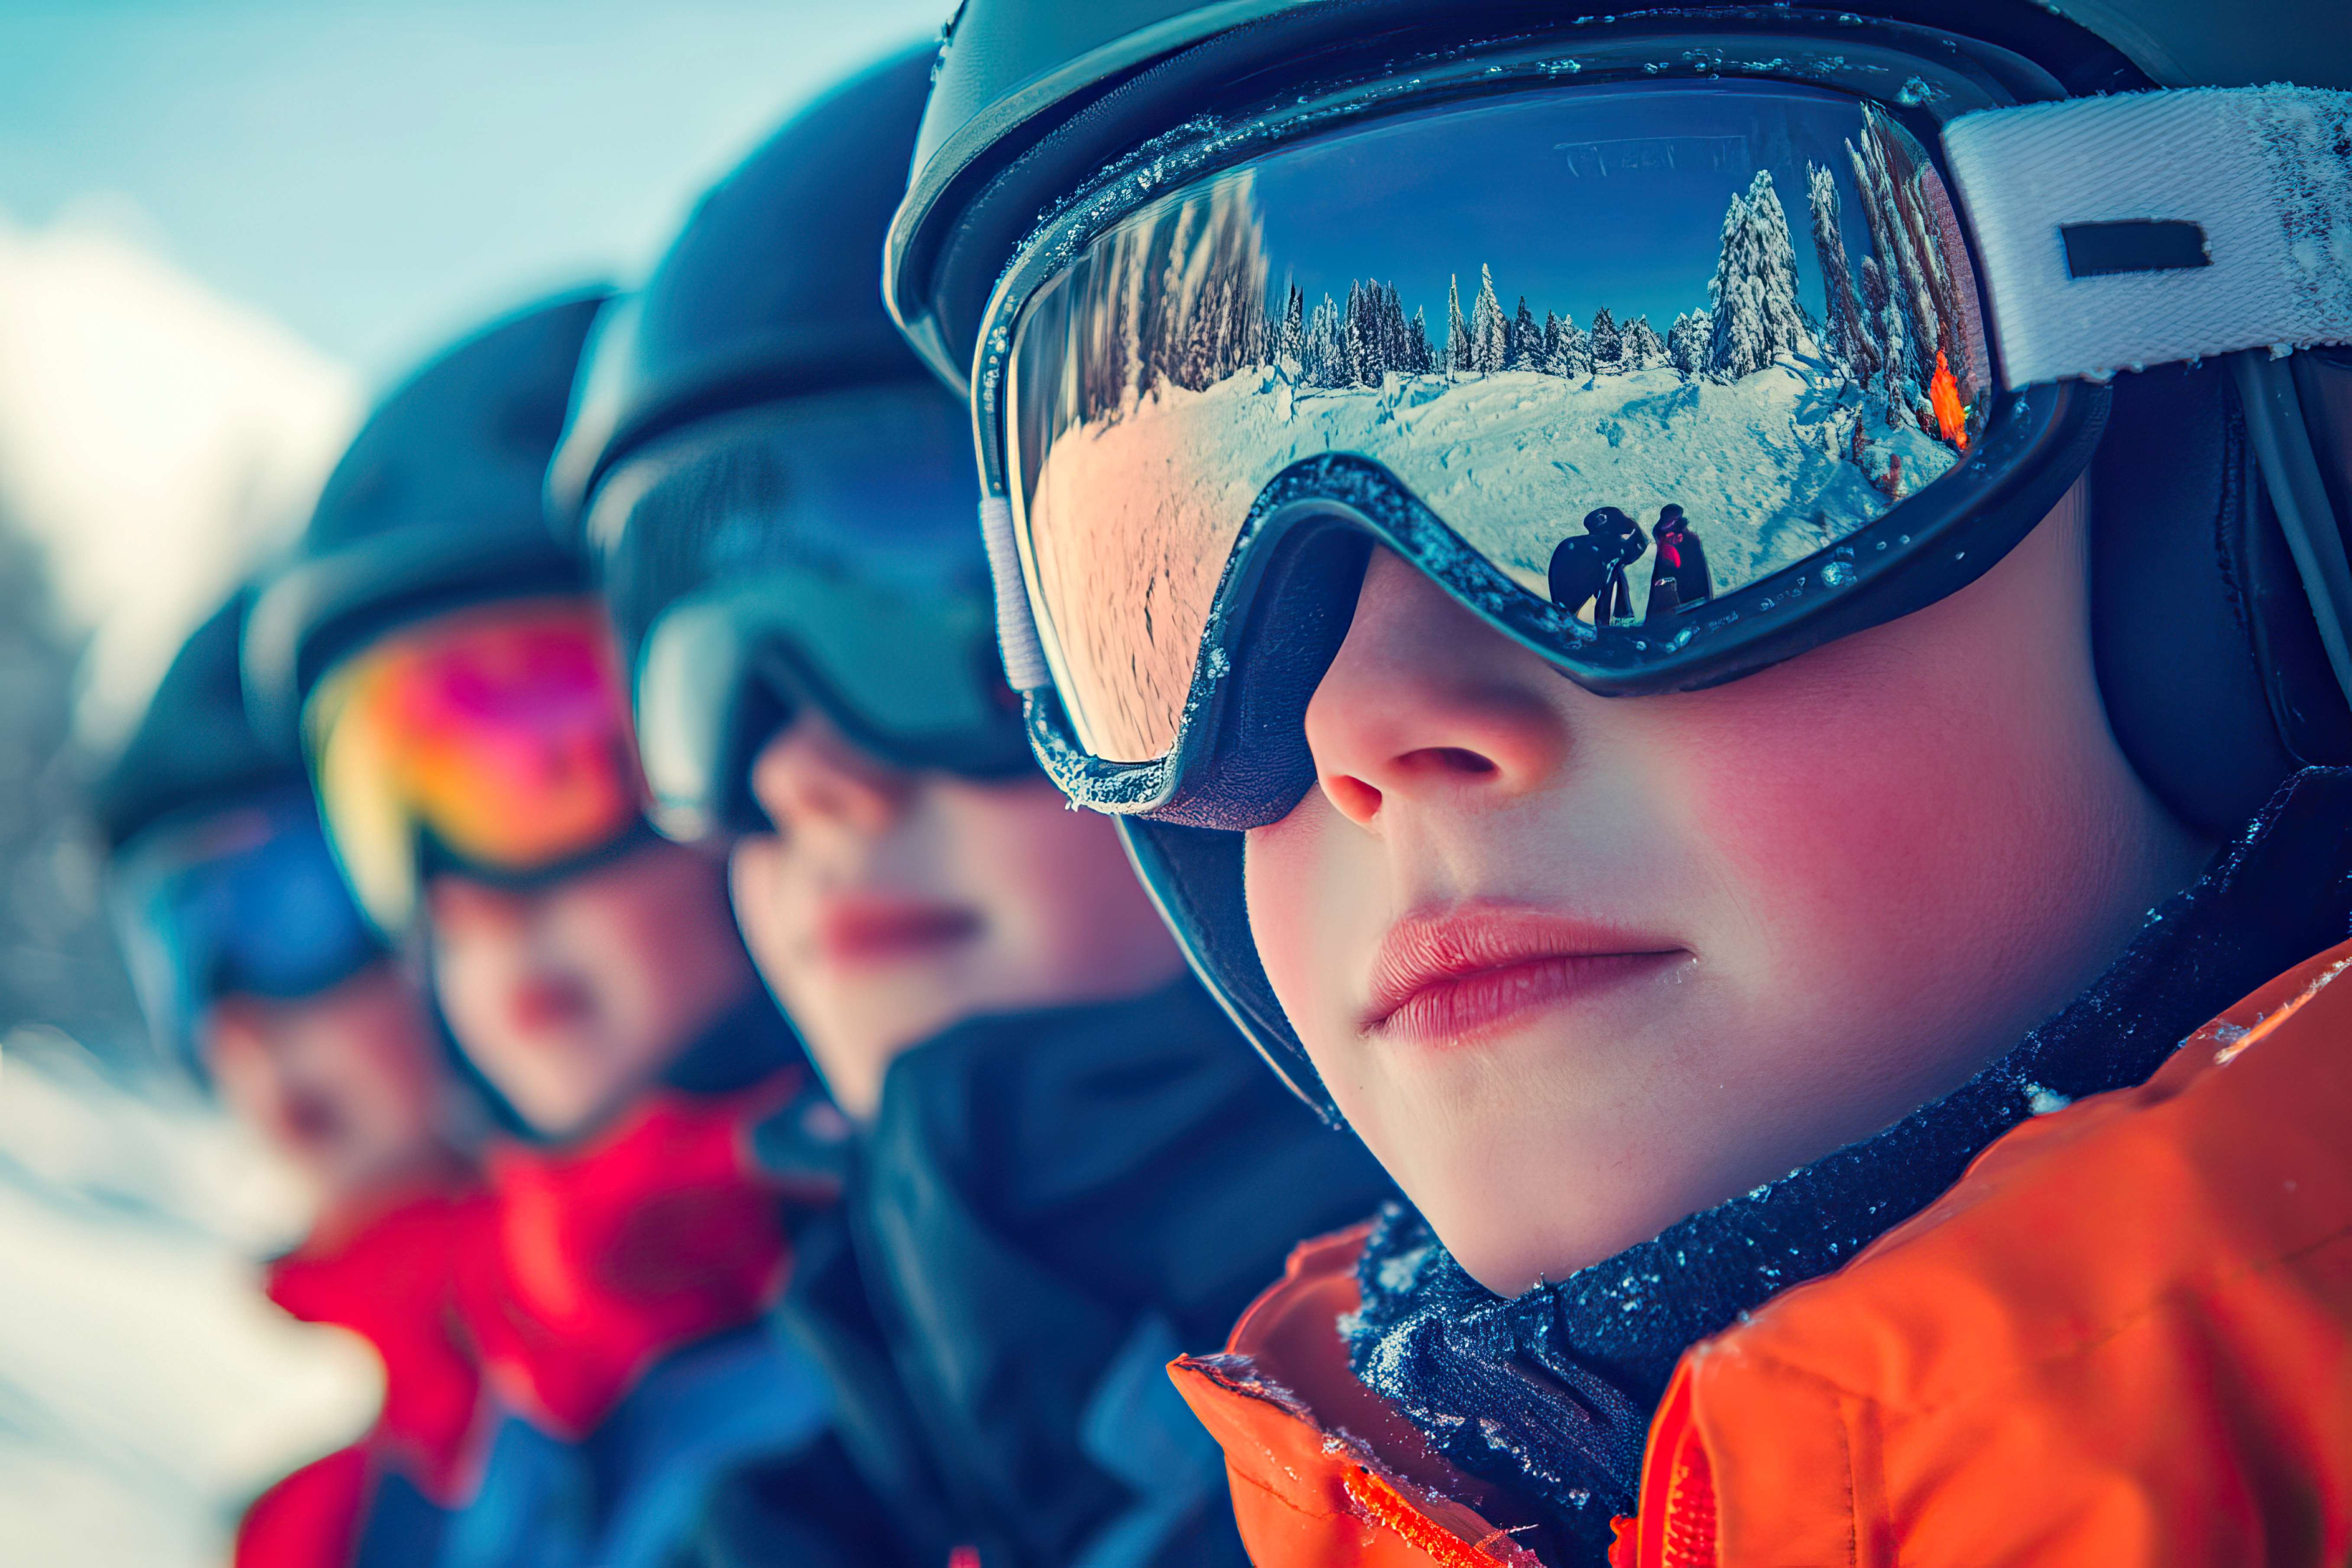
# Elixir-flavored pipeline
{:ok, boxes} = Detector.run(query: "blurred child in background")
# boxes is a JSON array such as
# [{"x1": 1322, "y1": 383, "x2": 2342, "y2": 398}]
[
  {"x1": 549, "y1": 50, "x2": 1397, "y2": 1568},
  {"x1": 244, "y1": 294, "x2": 859, "y2": 1568},
  {"x1": 98, "y1": 589, "x2": 489, "y2": 1568}
]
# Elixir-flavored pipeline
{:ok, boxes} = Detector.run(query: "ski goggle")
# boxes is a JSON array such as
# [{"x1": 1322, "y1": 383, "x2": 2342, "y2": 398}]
[
  {"x1": 110, "y1": 788, "x2": 386, "y2": 1076},
  {"x1": 305, "y1": 598, "x2": 646, "y2": 933},
  {"x1": 582, "y1": 386, "x2": 1027, "y2": 843},
  {"x1": 974, "y1": 62, "x2": 2109, "y2": 826}
]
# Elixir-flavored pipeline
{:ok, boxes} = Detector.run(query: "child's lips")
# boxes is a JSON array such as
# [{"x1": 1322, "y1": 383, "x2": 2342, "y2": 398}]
[
  {"x1": 1362, "y1": 901, "x2": 1686, "y2": 1048},
  {"x1": 509, "y1": 975, "x2": 594, "y2": 1037},
  {"x1": 814, "y1": 896, "x2": 984, "y2": 968}
]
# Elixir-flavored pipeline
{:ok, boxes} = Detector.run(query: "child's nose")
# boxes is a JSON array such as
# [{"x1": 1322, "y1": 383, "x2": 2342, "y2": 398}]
[
  {"x1": 1302, "y1": 549, "x2": 1569, "y2": 829},
  {"x1": 746, "y1": 709, "x2": 916, "y2": 837}
]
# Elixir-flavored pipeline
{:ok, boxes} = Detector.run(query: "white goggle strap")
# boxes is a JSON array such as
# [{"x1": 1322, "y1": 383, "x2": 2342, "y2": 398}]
[
  {"x1": 980, "y1": 494, "x2": 1052, "y2": 691},
  {"x1": 1943, "y1": 85, "x2": 2352, "y2": 387}
]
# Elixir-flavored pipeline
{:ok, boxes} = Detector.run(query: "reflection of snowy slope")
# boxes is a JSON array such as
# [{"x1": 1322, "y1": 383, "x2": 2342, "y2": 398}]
[
  {"x1": 0, "y1": 1033, "x2": 380, "y2": 1568},
  {"x1": 1026, "y1": 356, "x2": 1957, "y2": 759}
]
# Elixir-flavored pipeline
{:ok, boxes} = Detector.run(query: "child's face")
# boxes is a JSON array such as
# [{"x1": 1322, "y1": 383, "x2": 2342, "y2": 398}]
[
  {"x1": 729, "y1": 709, "x2": 1184, "y2": 1121},
  {"x1": 1244, "y1": 488, "x2": 2209, "y2": 1296},
  {"x1": 207, "y1": 960, "x2": 449, "y2": 1202},
  {"x1": 427, "y1": 840, "x2": 754, "y2": 1139}
]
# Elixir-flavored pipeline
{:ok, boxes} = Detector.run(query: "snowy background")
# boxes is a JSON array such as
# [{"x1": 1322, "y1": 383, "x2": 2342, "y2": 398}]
[{"x1": 0, "y1": 5, "x2": 948, "y2": 1564}]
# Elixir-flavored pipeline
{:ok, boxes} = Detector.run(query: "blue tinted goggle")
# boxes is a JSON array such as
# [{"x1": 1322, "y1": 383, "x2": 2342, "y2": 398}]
[{"x1": 110, "y1": 787, "x2": 384, "y2": 1074}]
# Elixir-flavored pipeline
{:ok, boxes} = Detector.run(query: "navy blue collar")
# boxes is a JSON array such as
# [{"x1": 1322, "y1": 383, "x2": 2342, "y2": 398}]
[{"x1": 660, "y1": 988, "x2": 803, "y2": 1095}]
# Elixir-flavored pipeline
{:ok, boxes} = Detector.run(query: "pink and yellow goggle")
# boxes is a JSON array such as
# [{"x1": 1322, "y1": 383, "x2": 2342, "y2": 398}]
[{"x1": 307, "y1": 598, "x2": 645, "y2": 932}]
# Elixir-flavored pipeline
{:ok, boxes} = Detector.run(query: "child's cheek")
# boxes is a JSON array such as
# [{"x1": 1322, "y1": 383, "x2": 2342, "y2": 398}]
[
  {"x1": 1244, "y1": 797, "x2": 1381, "y2": 1069},
  {"x1": 1658, "y1": 642, "x2": 2016, "y2": 997}
]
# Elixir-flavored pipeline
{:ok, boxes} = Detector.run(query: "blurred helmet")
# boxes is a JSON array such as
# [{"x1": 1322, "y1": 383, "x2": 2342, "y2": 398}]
[
  {"x1": 97, "y1": 590, "x2": 383, "y2": 1076},
  {"x1": 247, "y1": 289, "x2": 609, "y2": 732},
  {"x1": 249, "y1": 293, "x2": 651, "y2": 936},
  {"x1": 554, "y1": 48, "x2": 1025, "y2": 846}
]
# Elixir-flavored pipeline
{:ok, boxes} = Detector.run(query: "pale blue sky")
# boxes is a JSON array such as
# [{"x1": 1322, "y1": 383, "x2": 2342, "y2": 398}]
[{"x1": 0, "y1": 0, "x2": 950, "y2": 381}]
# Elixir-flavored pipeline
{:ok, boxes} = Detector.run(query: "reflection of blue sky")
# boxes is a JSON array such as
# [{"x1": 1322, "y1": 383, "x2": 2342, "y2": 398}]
[
  {"x1": 1256, "y1": 81, "x2": 1882, "y2": 333},
  {"x1": 0, "y1": 0, "x2": 947, "y2": 380}
]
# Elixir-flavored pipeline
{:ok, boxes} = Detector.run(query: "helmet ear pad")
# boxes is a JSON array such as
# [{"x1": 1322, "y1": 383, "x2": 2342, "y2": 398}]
[
  {"x1": 1151, "y1": 523, "x2": 1370, "y2": 831},
  {"x1": 1122, "y1": 814, "x2": 1342, "y2": 1121},
  {"x1": 2088, "y1": 360, "x2": 2346, "y2": 839}
]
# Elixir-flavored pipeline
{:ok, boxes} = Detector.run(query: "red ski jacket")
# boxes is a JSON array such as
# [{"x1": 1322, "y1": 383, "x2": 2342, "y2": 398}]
[{"x1": 458, "y1": 1074, "x2": 820, "y2": 1440}]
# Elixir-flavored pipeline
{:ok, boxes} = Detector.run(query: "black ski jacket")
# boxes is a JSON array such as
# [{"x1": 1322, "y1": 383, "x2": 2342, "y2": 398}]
[{"x1": 709, "y1": 977, "x2": 1396, "y2": 1568}]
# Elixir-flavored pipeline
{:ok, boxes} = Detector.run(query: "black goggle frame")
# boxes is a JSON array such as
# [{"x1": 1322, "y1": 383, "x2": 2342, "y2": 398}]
[{"x1": 972, "y1": 16, "x2": 2109, "y2": 827}]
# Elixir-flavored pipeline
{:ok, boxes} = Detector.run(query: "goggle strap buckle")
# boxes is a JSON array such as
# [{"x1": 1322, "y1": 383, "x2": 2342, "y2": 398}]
[{"x1": 1947, "y1": 85, "x2": 2352, "y2": 387}]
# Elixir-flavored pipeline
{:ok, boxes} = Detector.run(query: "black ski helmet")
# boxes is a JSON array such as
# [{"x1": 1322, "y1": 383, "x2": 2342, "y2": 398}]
[
  {"x1": 97, "y1": 588, "x2": 389, "y2": 1079},
  {"x1": 548, "y1": 47, "x2": 1022, "y2": 838},
  {"x1": 884, "y1": 0, "x2": 2352, "y2": 1115},
  {"x1": 548, "y1": 47, "x2": 941, "y2": 532},
  {"x1": 245, "y1": 288, "x2": 609, "y2": 739},
  {"x1": 96, "y1": 589, "x2": 297, "y2": 853}
]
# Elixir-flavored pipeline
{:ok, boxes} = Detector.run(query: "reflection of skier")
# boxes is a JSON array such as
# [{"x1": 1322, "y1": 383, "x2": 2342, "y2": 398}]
[
  {"x1": 1548, "y1": 506, "x2": 1648, "y2": 623},
  {"x1": 1645, "y1": 505, "x2": 1713, "y2": 621}
]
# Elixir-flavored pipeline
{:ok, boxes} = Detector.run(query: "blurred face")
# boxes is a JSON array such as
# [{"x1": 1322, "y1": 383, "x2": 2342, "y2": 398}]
[
  {"x1": 1245, "y1": 488, "x2": 2211, "y2": 1296},
  {"x1": 730, "y1": 710, "x2": 1185, "y2": 1121},
  {"x1": 207, "y1": 960, "x2": 449, "y2": 1203},
  {"x1": 427, "y1": 839, "x2": 755, "y2": 1139}
]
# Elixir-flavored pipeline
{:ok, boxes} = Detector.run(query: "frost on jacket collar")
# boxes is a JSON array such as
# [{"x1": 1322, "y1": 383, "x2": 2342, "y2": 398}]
[
  {"x1": 769, "y1": 975, "x2": 1397, "y2": 1568},
  {"x1": 1342, "y1": 766, "x2": 2352, "y2": 1561}
]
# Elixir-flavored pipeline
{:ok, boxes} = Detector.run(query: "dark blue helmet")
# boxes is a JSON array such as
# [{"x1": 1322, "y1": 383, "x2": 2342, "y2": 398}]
[
  {"x1": 246, "y1": 289, "x2": 609, "y2": 740},
  {"x1": 548, "y1": 48, "x2": 940, "y2": 531}
]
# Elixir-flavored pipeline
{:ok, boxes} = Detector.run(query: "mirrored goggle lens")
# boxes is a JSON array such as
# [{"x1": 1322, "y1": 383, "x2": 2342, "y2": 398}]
[
  {"x1": 111, "y1": 792, "x2": 384, "y2": 1067},
  {"x1": 1008, "y1": 80, "x2": 1990, "y2": 764},
  {"x1": 585, "y1": 386, "x2": 1022, "y2": 835},
  {"x1": 584, "y1": 383, "x2": 984, "y2": 665},
  {"x1": 307, "y1": 598, "x2": 643, "y2": 930},
  {"x1": 634, "y1": 571, "x2": 1020, "y2": 839}
]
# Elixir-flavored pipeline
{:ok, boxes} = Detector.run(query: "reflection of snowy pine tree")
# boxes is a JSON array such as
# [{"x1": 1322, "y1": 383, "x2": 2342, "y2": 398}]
[
  {"x1": 1878, "y1": 288, "x2": 1914, "y2": 428},
  {"x1": 1304, "y1": 292, "x2": 1343, "y2": 387},
  {"x1": 1704, "y1": 168, "x2": 1808, "y2": 380},
  {"x1": 1544, "y1": 311, "x2": 1592, "y2": 378},
  {"x1": 1622, "y1": 314, "x2": 1668, "y2": 371},
  {"x1": 1807, "y1": 162, "x2": 1876, "y2": 382},
  {"x1": 1054, "y1": 120, "x2": 1979, "y2": 438},
  {"x1": 1588, "y1": 306, "x2": 1623, "y2": 374},
  {"x1": 1342, "y1": 283, "x2": 1373, "y2": 386},
  {"x1": 1845, "y1": 106, "x2": 1957, "y2": 395},
  {"x1": 1470, "y1": 265, "x2": 1508, "y2": 375},
  {"x1": 1062, "y1": 167, "x2": 1269, "y2": 420},
  {"x1": 1507, "y1": 296, "x2": 1542, "y2": 372},
  {"x1": 1444, "y1": 275, "x2": 1470, "y2": 376},
  {"x1": 1325, "y1": 278, "x2": 1429, "y2": 385},
  {"x1": 1406, "y1": 308, "x2": 1434, "y2": 376},
  {"x1": 1276, "y1": 284, "x2": 1305, "y2": 368},
  {"x1": 1859, "y1": 255, "x2": 1891, "y2": 355},
  {"x1": 1666, "y1": 310, "x2": 1712, "y2": 376}
]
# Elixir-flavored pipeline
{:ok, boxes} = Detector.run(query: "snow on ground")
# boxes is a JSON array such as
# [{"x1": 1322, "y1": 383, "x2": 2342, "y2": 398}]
[
  {"x1": 0, "y1": 208, "x2": 377, "y2": 1568},
  {"x1": 0, "y1": 205, "x2": 361, "y2": 743},
  {"x1": 0, "y1": 1030, "x2": 380, "y2": 1568},
  {"x1": 1025, "y1": 357, "x2": 1959, "y2": 761}
]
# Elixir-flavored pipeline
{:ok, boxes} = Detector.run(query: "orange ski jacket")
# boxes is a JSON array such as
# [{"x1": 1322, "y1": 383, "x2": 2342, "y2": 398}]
[{"x1": 1171, "y1": 936, "x2": 2352, "y2": 1567}]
